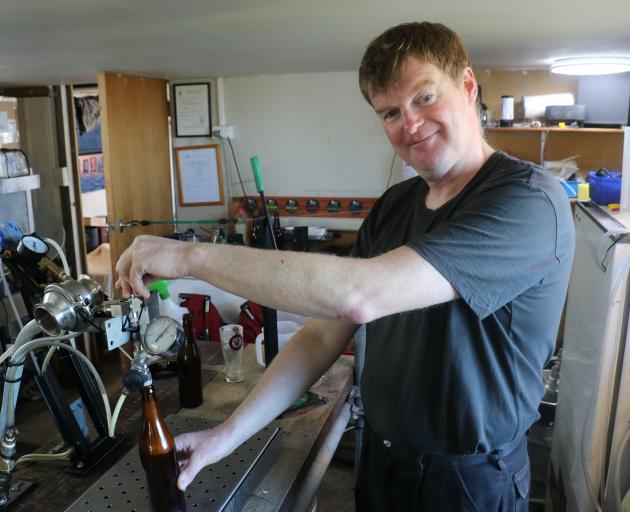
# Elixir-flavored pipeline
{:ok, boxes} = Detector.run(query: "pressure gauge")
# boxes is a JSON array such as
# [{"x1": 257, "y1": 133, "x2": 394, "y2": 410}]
[
  {"x1": 305, "y1": 199, "x2": 320, "y2": 214},
  {"x1": 143, "y1": 316, "x2": 184, "y2": 357},
  {"x1": 17, "y1": 234, "x2": 49, "y2": 263}
]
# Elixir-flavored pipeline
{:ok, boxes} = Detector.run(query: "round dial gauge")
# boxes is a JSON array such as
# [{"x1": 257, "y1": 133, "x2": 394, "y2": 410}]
[
  {"x1": 17, "y1": 234, "x2": 49, "y2": 262},
  {"x1": 305, "y1": 199, "x2": 320, "y2": 214},
  {"x1": 143, "y1": 316, "x2": 184, "y2": 357},
  {"x1": 245, "y1": 198, "x2": 258, "y2": 212},
  {"x1": 349, "y1": 200, "x2": 364, "y2": 215},
  {"x1": 266, "y1": 198, "x2": 278, "y2": 212},
  {"x1": 327, "y1": 200, "x2": 341, "y2": 214},
  {"x1": 284, "y1": 199, "x2": 299, "y2": 214}
]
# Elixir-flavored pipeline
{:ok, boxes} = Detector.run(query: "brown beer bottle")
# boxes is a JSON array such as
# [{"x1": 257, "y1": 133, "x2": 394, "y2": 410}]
[
  {"x1": 139, "y1": 385, "x2": 187, "y2": 512},
  {"x1": 178, "y1": 314, "x2": 203, "y2": 408}
]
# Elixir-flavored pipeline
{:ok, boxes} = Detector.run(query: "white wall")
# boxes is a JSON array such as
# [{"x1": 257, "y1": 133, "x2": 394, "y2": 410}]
[
  {"x1": 173, "y1": 71, "x2": 399, "y2": 232},
  {"x1": 224, "y1": 71, "x2": 396, "y2": 230},
  {"x1": 577, "y1": 72, "x2": 630, "y2": 125},
  {"x1": 170, "y1": 78, "x2": 229, "y2": 234},
  {"x1": 81, "y1": 189, "x2": 107, "y2": 217}
]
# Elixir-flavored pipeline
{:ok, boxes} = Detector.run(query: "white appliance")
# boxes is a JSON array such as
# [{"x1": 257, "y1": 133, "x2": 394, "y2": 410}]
[{"x1": 549, "y1": 201, "x2": 630, "y2": 511}]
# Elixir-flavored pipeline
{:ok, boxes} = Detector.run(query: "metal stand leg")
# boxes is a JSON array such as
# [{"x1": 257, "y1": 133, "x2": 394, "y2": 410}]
[
  {"x1": 33, "y1": 351, "x2": 125, "y2": 475},
  {"x1": 353, "y1": 325, "x2": 366, "y2": 484}
]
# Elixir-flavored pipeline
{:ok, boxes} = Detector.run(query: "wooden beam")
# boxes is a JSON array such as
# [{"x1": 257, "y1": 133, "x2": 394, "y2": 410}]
[{"x1": 0, "y1": 86, "x2": 52, "y2": 98}]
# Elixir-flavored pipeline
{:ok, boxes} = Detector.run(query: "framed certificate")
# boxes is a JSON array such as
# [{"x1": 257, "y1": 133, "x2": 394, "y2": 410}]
[
  {"x1": 173, "y1": 83, "x2": 212, "y2": 137},
  {"x1": 174, "y1": 144, "x2": 224, "y2": 206}
]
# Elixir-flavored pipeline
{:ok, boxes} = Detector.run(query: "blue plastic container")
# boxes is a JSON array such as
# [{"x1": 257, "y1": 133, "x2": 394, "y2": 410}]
[
  {"x1": 560, "y1": 180, "x2": 578, "y2": 198},
  {"x1": 588, "y1": 171, "x2": 622, "y2": 205}
]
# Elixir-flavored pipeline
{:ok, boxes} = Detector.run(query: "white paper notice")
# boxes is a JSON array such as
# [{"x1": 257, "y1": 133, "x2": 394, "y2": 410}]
[
  {"x1": 178, "y1": 146, "x2": 221, "y2": 204},
  {"x1": 175, "y1": 84, "x2": 211, "y2": 137}
]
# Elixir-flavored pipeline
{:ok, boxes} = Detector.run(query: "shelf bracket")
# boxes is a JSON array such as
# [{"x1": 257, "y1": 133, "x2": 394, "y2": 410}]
[{"x1": 540, "y1": 130, "x2": 549, "y2": 165}]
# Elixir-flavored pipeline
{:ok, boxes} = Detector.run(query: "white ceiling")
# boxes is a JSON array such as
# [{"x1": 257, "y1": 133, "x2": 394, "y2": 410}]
[{"x1": 1, "y1": 0, "x2": 629, "y2": 87}]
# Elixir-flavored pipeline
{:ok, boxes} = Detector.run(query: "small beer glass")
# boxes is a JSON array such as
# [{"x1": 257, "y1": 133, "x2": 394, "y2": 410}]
[{"x1": 219, "y1": 324, "x2": 244, "y2": 383}]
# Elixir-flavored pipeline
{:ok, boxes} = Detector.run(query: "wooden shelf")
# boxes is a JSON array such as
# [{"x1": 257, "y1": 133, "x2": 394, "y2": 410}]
[
  {"x1": 0, "y1": 174, "x2": 40, "y2": 194},
  {"x1": 83, "y1": 216, "x2": 108, "y2": 227},
  {"x1": 486, "y1": 126, "x2": 627, "y2": 171},
  {"x1": 486, "y1": 127, "x2": 623, "y2": 134}
]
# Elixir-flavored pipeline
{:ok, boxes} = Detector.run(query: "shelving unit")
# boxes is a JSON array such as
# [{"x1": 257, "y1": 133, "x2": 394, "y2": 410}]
[
  {"x1": 486, "y1": 127, "x2": 623, "y2": 134},
  {"x1": 0, "y1": 174, "x2": 40, "y2": 194},
  {"x1": 0, "y1": 174, "x2": 40, "y2": 332},
  {"x1": 0, "y1": 173, "x2": 40, "y2": 233},
  {"x1": 485, "y1": 127, "x2": 627, "y2": 173}
]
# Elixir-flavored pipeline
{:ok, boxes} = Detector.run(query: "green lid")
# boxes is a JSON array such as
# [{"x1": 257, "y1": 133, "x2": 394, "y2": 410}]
[{"x1": 147, "y1": 279, "x2": 171, "y2": 300}]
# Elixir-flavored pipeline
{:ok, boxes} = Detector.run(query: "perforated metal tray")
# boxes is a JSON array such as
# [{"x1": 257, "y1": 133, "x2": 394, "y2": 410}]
[{"x1": 65, "y1": 415, "x2": 280, "y2": 512}]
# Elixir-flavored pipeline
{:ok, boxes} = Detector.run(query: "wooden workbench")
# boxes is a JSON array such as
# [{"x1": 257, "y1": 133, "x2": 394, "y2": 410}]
[
  {"x1": 10, "y1": 344, "x2": 354, "y2": 511},
  {"x1": 182, "y1": 345, "x2": 355, "y2": 511}
]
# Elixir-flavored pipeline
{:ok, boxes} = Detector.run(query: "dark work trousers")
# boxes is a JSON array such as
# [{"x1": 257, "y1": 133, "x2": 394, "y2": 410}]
[{"x1": 356, "y1": 424, "x2": 530, "y2": 512}]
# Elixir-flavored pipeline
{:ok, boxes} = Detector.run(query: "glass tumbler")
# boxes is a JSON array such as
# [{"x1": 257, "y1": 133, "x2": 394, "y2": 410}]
[{"x1": 219, "y1": 324, "x2": 244, "y2": 383}]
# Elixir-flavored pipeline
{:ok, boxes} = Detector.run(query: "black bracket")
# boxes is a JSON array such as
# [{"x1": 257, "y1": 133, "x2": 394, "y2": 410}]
[{"x1": 33, "y1": 351, "x2": 125, "y2": 475}]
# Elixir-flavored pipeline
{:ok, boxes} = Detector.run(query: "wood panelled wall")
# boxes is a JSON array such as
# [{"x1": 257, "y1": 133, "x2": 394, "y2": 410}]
[
  {"x1": 474, "y1": 68, "x2": 624, "y2": 174},
  {"x1": 486, "y1": 128, "x2": 624, "y2": 174}
]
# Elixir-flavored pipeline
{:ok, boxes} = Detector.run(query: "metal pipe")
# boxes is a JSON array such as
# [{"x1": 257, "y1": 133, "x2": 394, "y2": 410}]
[
  {"x1": 292, "y1": 400, "x2": 352, "y2": 512},
  {"x1": 38, "y1": 256, "x2": 71, "y2": 282},
  {"x1": 353, "y1": 325, "x2": 366, "y2": 484},
  {"x1": 0, "y1": 320, "x2": 41, "y2": 437},
  {"x1": 6, "y1": 338, "x2": 107, "y2": 430},
  {"x1": 0, "y1": 428, "x2": 16, "y2": 505}
]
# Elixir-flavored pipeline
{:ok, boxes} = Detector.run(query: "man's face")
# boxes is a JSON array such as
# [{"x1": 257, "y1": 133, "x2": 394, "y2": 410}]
[{"x1": 369, "y1": 57, "x2": 478, "y2": 182}]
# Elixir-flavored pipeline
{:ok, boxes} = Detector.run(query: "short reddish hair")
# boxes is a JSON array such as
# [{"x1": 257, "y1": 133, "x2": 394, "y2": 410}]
[{"x1": 359, "y1": 22, "x2": 470, "y2": 104}]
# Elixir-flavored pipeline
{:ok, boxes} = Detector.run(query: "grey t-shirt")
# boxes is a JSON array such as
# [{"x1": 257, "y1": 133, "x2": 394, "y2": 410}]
[{"x1": 353, "y1": 151, "x2": 575, "y2": 455}]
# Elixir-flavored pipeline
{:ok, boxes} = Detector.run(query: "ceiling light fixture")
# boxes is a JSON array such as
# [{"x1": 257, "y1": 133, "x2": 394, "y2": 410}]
[{"x1": 550, "y1": 56, "x2": 630, "y2": 76}]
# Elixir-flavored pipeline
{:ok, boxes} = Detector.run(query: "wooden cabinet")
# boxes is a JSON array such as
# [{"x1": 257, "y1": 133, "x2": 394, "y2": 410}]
[{"x1": 485, "y1": 127, "x2": 626, "y2": 175}]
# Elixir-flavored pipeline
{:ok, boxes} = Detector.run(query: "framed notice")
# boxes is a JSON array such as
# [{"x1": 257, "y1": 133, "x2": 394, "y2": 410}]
[
  {"x1": 175, "y1": 144, "x2": 224, "y2": 206},
  {"x1": 173, "y1": 83, "x2": 212, "y2": 137}
]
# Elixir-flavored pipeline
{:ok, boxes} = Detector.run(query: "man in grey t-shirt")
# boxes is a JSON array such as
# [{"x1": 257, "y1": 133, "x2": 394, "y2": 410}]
[{"x1": 116, "y1": 22, "x2": 574, "y2": 511}]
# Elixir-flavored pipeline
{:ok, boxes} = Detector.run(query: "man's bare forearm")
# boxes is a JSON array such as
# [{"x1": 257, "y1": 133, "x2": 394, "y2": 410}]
[
  {"x1": 183, "y1": 241, "x2": 458, "y2": 324},
  {"x1": 186, "y1": 243, "x2": 363, "y2": 321},
  {"x1": 116, "y1": 235, "x2": 457, "y2": 324},
  {"x1": 220, "y1": 319, "x2": 357, "y2": 447}
]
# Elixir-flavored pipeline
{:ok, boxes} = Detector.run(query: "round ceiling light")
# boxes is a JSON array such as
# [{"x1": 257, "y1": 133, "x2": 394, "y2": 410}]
[{"x1": 550, "y1": 56, "x2": 630, "y2": 76}]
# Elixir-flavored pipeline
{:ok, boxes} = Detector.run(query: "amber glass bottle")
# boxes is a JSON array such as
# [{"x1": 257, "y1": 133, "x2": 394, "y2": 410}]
[
  {"x1": 139, "y1": 385, "x2": 186, "y2": 512},
  {"x1": 178, "y1": 314, "x2": 203, "y2": 408}
]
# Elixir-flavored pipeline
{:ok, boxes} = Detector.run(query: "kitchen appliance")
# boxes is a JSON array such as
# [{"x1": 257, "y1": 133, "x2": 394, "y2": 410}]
[
  {"x1": 549, "y1": 201, "x2": 630, "y2": 511},
  {"x1": 545, "y1": 104, "x2": 586, "y2": 127},
  {"x1": 523, "y1": 93, "x2": 575, "y2": 120},
  {"x1": 500, "y1": 95, "x2": 514, "y2": 127}
]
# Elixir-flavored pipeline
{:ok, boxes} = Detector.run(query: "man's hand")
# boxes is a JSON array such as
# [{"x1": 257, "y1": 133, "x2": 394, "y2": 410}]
[
  {"x1": 115, "y1": 235, "x2": 193, "y2": 297},
  {"x1": 175, "y1": 426, "x2": 235, "y2": 491}
]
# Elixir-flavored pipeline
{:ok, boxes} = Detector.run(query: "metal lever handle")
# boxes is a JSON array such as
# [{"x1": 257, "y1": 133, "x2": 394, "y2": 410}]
[{"x1": 118, "y1": 219, "x2": 151, "y2": 233}]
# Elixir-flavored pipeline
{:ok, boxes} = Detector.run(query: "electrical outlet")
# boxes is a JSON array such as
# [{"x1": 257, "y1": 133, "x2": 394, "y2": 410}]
[{"x1": 213, "y1": 125, "x2": 235, "y2": 140}]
